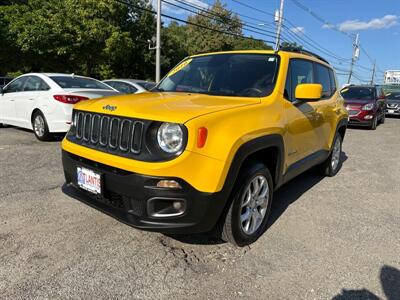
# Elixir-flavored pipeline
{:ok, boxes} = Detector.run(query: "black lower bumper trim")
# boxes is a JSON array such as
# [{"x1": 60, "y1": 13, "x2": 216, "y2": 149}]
[{"x1": 62, "y1": 150, "x2": 227, "y2": 234}]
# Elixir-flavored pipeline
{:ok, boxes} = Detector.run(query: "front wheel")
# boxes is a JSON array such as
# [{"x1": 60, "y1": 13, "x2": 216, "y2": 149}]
[
  {"x1": 370, "y1": 116, "x2": 378, "y2": 130},
  {"x1": 319, "y1": 133, "x2": 343, "y2": 177},
  {"x1": 221, "y1": 162, "x2": 273, "y2": 246},
  {"x1": 380, "y1": 112, "x2": 386, "y2": 124},
  {"x1": 32, "y1": 111, "x2": 52, "y2": 141}
]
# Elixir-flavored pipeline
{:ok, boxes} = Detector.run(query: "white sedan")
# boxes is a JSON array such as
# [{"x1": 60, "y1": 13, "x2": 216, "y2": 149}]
[{"x1": 0, "y1": 73, "x2": 119, "y2": 140}]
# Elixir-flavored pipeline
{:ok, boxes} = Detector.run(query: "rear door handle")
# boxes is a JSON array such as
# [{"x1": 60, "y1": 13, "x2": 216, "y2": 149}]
[{"x1": 9, "y1": 99, "x2": 15, "y2": 102}]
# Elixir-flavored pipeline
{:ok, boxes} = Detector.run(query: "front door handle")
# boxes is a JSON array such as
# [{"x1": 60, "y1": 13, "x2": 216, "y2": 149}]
[{"x1": 9, "y1": 99, "x2": 15, "y2": 102}]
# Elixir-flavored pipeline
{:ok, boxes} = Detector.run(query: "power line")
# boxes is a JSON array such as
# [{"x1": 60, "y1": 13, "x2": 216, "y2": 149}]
[
  {"x1": 230, "y1": 0, "x2": 275, "y2": 17},
  {"x1": 176, "y1": 0, "x2": 276, "y2": 31},
  {"x1": 288, "y1": 0, "x2": 355, "y2": 40},
  {"x1": 162, "y1": 0, "x2": 278, "y2": 39},
  {"x1": 113, "y1": 0, "x2": 276, "y2": 45}
]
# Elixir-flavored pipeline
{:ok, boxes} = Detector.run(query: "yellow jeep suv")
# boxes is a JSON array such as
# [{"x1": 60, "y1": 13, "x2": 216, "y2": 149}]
[{"x1": 62, "y1": 50, "x2": 348, "y2": 246}]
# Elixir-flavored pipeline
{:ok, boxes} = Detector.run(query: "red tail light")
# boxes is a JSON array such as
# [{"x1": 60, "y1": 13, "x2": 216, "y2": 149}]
[{"x1": 53, "y1": 94, "x2": 89, "y2": 104}]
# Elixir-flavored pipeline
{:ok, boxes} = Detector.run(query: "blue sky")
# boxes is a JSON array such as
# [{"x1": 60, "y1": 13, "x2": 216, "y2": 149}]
[{"x1": 158, "y1": 0, "x2": 400, "y2": 86}]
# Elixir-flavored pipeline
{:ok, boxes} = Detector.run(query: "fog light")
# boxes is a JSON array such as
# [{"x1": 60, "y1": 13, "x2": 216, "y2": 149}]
[
  {"x1": 364, "y1": 115, "x2": 373, "y2": 120},
  {"x1": 148, "y1": 198, "x2": 186, "y2": 218},
  {"x1": 173, "y1": 201, "x2": 183, "y2": 211},
  {"x1": 156, "y1": 180, "x2": 182, "y2": 189}
]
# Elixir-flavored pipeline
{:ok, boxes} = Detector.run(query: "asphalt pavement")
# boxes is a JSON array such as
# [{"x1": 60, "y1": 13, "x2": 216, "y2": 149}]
[{"x1": 0, "y1": 119, "x2": 399, "y2": 299}]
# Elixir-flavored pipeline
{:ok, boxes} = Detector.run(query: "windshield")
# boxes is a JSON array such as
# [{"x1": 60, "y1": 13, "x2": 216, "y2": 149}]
[
  {"x1": 51, "y1": 76, "x2": 111, "y2": 90},
  {"x1": 386, "y1": 92, "x2": 400, "y2": 101},
  {"x1": 341, "y1": 87, "x2": 374, "y2": 101},
  {"x1": 157, "y1": 54, "x2": 279, "y2": 97}
]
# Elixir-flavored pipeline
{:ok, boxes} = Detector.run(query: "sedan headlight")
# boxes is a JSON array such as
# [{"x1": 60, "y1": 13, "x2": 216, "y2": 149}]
[
  {"x1": 362, "y1": 103, "x2": 375, "y2": 111},
  {"x1": 157, "y1": 122, "x2": 184, "y2": 153}
]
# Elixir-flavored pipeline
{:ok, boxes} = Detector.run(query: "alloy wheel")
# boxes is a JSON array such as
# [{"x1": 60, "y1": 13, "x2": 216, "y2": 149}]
[
  {"x1": 34, "y1": 115, "x2": 45, "y2": 137},
  {"x1": 331, "y1": 136, "x2": 342, "y2": 171},
  {"x1": 240, "y1": 175, "x2": 270, "y2": 235}
]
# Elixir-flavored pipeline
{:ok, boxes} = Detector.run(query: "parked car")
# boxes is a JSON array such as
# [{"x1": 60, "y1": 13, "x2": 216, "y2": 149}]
[
  {"x1": 0, "y1": 77, "x2": 13, "y2": 89},
  {"x1": 61, "y1": 50, "x2": 348, "y2": 246},
  {"x1": 385, "y1": 91, "x2": 400, "y2": 116},
  {"x1": 102, "y1": 79, "x2": 156, "y2": 94},
  {"x1": 341, "y1": 85, "x2": 386, "y2": 130},
  {"x1": 0, "y1": 73, "x2": 119, "y2": 140}
]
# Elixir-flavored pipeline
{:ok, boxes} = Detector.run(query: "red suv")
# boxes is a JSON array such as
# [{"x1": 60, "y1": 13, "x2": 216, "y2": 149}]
[{"x1": 341, "y1": 85, "x2": 386, "y2": 130}]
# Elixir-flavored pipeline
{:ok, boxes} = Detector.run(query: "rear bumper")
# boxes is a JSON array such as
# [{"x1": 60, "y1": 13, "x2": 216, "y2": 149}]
[{"x1": 62, "y1": 150, "x2": 227, "y2": 234}]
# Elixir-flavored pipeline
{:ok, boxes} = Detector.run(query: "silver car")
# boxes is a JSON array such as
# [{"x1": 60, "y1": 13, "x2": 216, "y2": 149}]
[{"x1": 102, "y1": 79, "x2": 156, "y2": 94}]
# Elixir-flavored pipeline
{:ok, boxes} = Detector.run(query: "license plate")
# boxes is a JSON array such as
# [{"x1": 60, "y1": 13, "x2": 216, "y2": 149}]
[
  {"x1": 77, "y1": 167, "x2": 101, "y2": 195},
  {"x1": 388, "y1": 110, "x2": 395, "y2": 114}
]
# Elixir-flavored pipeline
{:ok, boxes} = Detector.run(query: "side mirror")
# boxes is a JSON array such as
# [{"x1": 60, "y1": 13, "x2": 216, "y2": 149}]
[{"x1": 295, "y1": 83, "x2": 322, "y2": 101}]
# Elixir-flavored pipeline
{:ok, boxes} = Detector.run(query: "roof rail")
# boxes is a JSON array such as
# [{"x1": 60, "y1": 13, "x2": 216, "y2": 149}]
[{"x1": 279, "y1": 47, "x2": 330, "y2": 65}]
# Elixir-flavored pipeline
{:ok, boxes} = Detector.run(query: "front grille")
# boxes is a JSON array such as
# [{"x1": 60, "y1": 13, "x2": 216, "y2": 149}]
[
  {"x1": 67, "y1": 110, "x2": 146, "y2": 159},
  {"x1": 348, "y1": 110, "x2": 359, "y2": 116},
  {"x1": 387, "y1": 103, "x2": 399, "y2": 109}
]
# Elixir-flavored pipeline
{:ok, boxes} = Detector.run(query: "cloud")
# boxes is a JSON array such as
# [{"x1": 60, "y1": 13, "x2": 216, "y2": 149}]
[
  {"x1": 152, "y1": 0, "x2": 209, "y2": 15},
  {"x1": 322, "y1": 23, "x2": 335, "y2": 29},
  {"x1": 334, "y1": 15, "x2": 399, "y2": 32},
  {"x1": 290, "y1": 26, "x2": 305, "y2": 35}
]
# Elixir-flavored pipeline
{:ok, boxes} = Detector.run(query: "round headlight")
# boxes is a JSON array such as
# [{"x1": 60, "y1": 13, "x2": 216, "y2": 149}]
[{"x1": 157, "y1": 123, "x2": 184, "y2": 153}]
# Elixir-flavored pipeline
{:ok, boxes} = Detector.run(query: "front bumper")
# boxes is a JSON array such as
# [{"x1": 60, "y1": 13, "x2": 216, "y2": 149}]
[
  {"x1": 348, "y1": 117, "x2": 374, "y2": 127},
  {"x1": 385, "y1": 108, "x2": 400, "y2": 116},
  {"x1": 62, "y1": 150, "x2": 227, "y2": 234}
]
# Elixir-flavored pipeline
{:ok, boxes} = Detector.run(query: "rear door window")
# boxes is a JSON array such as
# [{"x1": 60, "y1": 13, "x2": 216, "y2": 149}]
[
  {"x1": 23, "y1": 76, "x2": 50, "y2": 91},
  {"x1": 329, "y1": 69, "x2": 337, "y2": 95},
  {"x1": 289, "y1": 59, "x2": 314, "y2": 101},
  {"x1": 314, "y1": 63, "x2": 332, "y2": 99}
]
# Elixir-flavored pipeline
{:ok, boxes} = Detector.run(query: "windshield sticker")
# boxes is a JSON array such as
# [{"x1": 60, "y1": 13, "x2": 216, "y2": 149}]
[
  {"x1": 167, "y1": 59, "x2": 192, "y2": 77},
  {"x1": 268, "y1": 57, "x2": 276, "y2": 62}
]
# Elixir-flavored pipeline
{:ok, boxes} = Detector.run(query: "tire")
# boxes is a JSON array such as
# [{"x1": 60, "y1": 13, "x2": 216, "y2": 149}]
[
  {"x1": 319, "y1": 133, "x2": 343, "y2": 177},
  {"x1": 0, "y1": 123, "x2": 4, "y2": 128},
  {"x1": 370, "y1": 116, "x2": 377, "y2": 130},
  {"x1": 221, "y1": 162, "x2": 273, "y2": 246},
  {"x1": 32, "y1": 111, "x2": 52, "y2": 141},
  {"x1": 380, "y1": 113, "x2": 386, "y2": 124}
]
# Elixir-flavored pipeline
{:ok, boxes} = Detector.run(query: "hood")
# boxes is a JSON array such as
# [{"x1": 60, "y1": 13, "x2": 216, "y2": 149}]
[
  {"x1": 386, "y1": 99, "x2": 400, "y2": 105},
  {"x1": 64, "y1": 89, "x2": 120, "y2": 99},
  {"x1": 73, "y1": 92, "x2": 260, "y2": 123},
  {"x1": 344, "y1": 99, "x2": 374, "y2": 107}
]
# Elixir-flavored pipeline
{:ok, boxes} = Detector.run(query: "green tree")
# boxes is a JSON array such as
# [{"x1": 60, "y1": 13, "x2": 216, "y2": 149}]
[
  {"x1": 280, "y1": 41, "x2": 303, "y2": 51},
  {"x1": 2, "y1": 0, "x2": 156, "y2": 79}
]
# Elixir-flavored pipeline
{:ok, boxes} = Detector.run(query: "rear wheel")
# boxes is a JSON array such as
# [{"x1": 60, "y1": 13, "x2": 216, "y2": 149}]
[
  {"x1": 32, "y1": 111, "x2": 52, "y2": 141},
  {"x1": 221, "y1": 162, "x2": 273, "y2": 246},
  {"x1": 319, "y1": 133, "x2": 343, "y2": 177}
]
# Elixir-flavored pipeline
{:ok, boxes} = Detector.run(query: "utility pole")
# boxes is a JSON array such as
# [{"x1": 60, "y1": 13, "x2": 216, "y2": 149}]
[
  {"x1": 370, "y1": 60, "x2": 376, "y2": 85},
  {"x1": 275, "y1": 0, "x2": 284, "y2": 50},
  {"x1": 156, "y1": 0, "x2": 162, "y2": 83},
  {"x1": 347, "y1": 33, "x2": 360, "y2": 84}
]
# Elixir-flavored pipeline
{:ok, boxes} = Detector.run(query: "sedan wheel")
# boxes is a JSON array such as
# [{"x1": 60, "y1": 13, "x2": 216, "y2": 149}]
[
  {"x1": 34, "y1": 115, "x2": 46, "y2": 137},
  {"x1": 32, "y1": 111, "x2": 52, "y2": 141}
]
